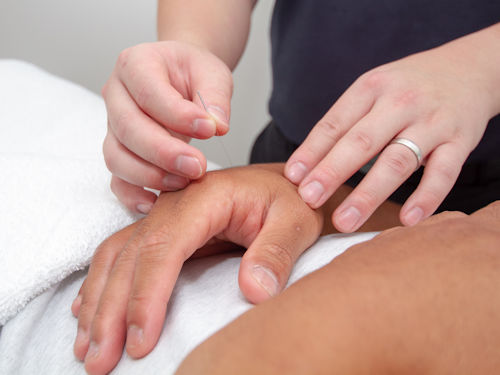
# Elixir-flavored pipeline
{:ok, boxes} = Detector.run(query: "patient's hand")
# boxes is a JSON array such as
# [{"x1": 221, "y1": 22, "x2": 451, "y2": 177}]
[
  {"x1": 71, "y1": 163, "x2": 325, "y2": 374},
  {"x1": 177, "y1": 201, "x2": 500, "y2": 374}
]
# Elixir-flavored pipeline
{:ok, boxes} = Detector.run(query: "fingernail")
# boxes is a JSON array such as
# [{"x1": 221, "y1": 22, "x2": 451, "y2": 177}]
[
  {"x1": 287, "y1": 162, "x2": 307, "y2": 183},
  {"x1": 85, "y1": 341, "x2": 99, "y2": 361},
  {"x1": 207, "y1": 106, "x2": 229, "y2": 135},
  {"x1": 336, "y1": 206, "x2": 362, "y2": 232},
  {"x1": 251, "y1": 265, "x2": 279, "y2": 297},
  {"x1": 137, "y1": 203, "x2": 153, "y2": 215},
  {"x1": 175, "y1": 155, "x2": 202, "y2": 179},
  {"x1": 405, "y1": 206, "x2": 423, "y2": 226},
  {"x1": 192, "y1": 118, "x2": 216, "y2": 137},
  {"x1": 162, "y1": 174, "x2": 189, "y2": 191},
  {"x1": 126, "y1": 325, "x2": 144, "y2": 350},
  {"x1": 299, "y1": 180, "x2": 325, "y2": 206}
]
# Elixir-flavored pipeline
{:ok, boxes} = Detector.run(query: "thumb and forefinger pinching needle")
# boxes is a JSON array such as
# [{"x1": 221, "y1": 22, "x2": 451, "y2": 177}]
[{"x1": 196, "y1": 90, "x2": 233, "y2": 167}]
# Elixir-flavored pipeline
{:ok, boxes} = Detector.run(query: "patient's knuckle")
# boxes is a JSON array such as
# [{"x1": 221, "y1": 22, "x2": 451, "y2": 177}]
[
  {"x1": 139, "y1": 234, "x2": 170, "y2": 260},
  {"x1": 128, "y1": 291, "x2": 151, "y2": 309},
  {"x1": 264, "y1": 242, "x2": 294, "y2": 274}
]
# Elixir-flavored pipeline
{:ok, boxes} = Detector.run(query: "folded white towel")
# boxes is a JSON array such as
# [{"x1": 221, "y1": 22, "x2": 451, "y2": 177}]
[{"x1": 0, "y1": 60, "x2": 142, "y2": 325}]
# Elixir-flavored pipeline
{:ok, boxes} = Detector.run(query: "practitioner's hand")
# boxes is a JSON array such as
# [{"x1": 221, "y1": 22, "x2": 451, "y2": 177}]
[
  {"x1": 102, "y1": 41, "x2": 233, "y2": 214},
  {"x1": 71, "y1": 164, "x2": 323, "y2": 375},
  {"x1": 285, "y1": 30, "x2": 500, "y2": 232},
  {"x1": 177, "y1": 201, "x2": 500, "y2": 374}
]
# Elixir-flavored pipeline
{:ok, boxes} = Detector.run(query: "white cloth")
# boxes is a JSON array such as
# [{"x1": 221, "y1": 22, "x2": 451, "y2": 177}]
[
  {"x1": 0, "y1": 233, "x2": 376, "y2": 375},
  {"x1": 0, "y1": 60, "x2": 139, "y2": 325},
  {"x1": 0, "y1": 60, "x2": 378, "y2": 374}
]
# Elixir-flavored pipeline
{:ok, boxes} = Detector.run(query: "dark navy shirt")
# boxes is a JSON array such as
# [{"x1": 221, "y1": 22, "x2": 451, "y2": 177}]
[{"x1": 269, "y1": 0, "x2": 500, "y2": 163}]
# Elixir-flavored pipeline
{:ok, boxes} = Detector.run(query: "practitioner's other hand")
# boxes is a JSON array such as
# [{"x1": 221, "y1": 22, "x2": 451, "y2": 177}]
[
  {"x1": 177, "y1": 201, "x2": 500, "y2": 374},
  {"x1": 71, "y1": 164, "x2": 323, "y2": 375},
  {"x1": 102, "y1": 41, "x2": 233, "y2": 214},
  {"x1": 285, "y1": 27, "x2": 500, "y2": 232}
]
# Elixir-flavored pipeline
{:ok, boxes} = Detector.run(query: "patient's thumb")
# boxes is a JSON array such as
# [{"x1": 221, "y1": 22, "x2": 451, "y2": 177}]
[{"x1": 238, "y1": 233, "x2": 298, "y2": 304}]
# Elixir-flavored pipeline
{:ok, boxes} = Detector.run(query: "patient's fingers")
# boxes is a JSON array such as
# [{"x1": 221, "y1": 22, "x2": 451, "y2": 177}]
[
  {"x1": 71, "y1": 279, "x2": 86, "y2": 318},
  {"x1": 74, "y1": 222, "x2": 139, "y2": 361},
  {"x1": 84, "y1": 226, "x2": 145, "y2": 375},
  {"x1": 239, "y1": 193, "x2": 323, "y2": 304},
  {"x1": 125, "y1": 188, "x2": 232, "y2": 359}
]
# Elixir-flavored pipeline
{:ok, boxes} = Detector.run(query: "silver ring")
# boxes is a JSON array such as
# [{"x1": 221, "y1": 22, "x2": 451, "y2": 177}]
[{"x1": 389, "y1": 138, "x2": 422, "y2": 170}]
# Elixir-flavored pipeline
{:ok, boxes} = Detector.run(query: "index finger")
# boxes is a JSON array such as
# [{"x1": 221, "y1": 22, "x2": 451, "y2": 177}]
[
  {"x1": 117, "y1": 46, "x2": 217, "y2": 139},
  {"x1": 284, "y1": 76, "x2": 375, "y2": 184}
]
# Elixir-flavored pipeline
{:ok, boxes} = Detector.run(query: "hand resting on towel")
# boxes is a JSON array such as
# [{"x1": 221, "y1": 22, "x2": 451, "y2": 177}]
[{"x1": 71, "y1": 163, "x2": 401, "y2": 374}]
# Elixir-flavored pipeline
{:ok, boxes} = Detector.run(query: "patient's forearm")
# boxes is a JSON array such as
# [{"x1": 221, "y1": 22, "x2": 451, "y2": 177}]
[
  {"x1": 157, "y1": 0, "x2": 255, "y2": 69},
  {"x1": 177, "y1": 203, "x2": 500, "y2": 374}
]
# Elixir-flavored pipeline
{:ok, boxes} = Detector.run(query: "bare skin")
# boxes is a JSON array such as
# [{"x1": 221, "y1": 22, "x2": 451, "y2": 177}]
[
  {"x1": 177, "y1": 201, "x2": 500, "y2": 374},
  {"x1": 71, "y1": 164, "x2": 400, "y2": 375}
]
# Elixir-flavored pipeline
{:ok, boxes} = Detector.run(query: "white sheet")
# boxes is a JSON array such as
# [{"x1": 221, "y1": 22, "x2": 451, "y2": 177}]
[
  {"x1": 0, "y1": 60, "x2": 378, "y2": 374},
  {"x1": 0, "y1": 233, "x2": 376, "y2": 374}
]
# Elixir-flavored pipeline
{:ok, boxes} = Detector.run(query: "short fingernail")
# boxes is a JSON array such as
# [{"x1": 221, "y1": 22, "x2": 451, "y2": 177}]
[
  {"x1": 192, "y1": 118, "x2": 216, "y2": 137},
  {"x1": 137, "y1": 203, "x2": 153, "y2": 215},
  {"x1": 85, "y1": 341, "x2": 99, "y2": 361},
  {"x1": 335, "y1": 206, "x2": 362, "y2": 232},
  {"x1": 251, "y1": 265, "x2": 279, "y2": 297},
  {"x1": 207, "y1": 106, "x2": 229, "y2": 135},
  {"x1": 126, "y1": 325, "x2": 144, "y2": 350},
  {"x1": 175, "y1": 155, "x2": 202, "y2": 179},
  {"x1": 405, "y1": 206, "x2": 423, "y2": 226},
  {"x1": 162, "y1": 174, "x2": 189, "y2": 191},
  {"x1": 299, "y1": 180, "x2": 325, "y2": 206},
  {"x1": 287, "y1": 162, "x2": 307, "y2": 184}
]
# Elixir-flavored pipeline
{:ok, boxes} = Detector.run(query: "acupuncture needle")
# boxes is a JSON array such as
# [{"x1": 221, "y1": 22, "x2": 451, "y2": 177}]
[{"x1": 196, "y1": 90, "x2": 233, "y2": 167}]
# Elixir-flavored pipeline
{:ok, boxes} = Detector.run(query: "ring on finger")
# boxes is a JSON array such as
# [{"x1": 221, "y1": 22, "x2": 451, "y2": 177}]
[{"x1": 389, "y1": 138, "x2": 423, "y2": 171}]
